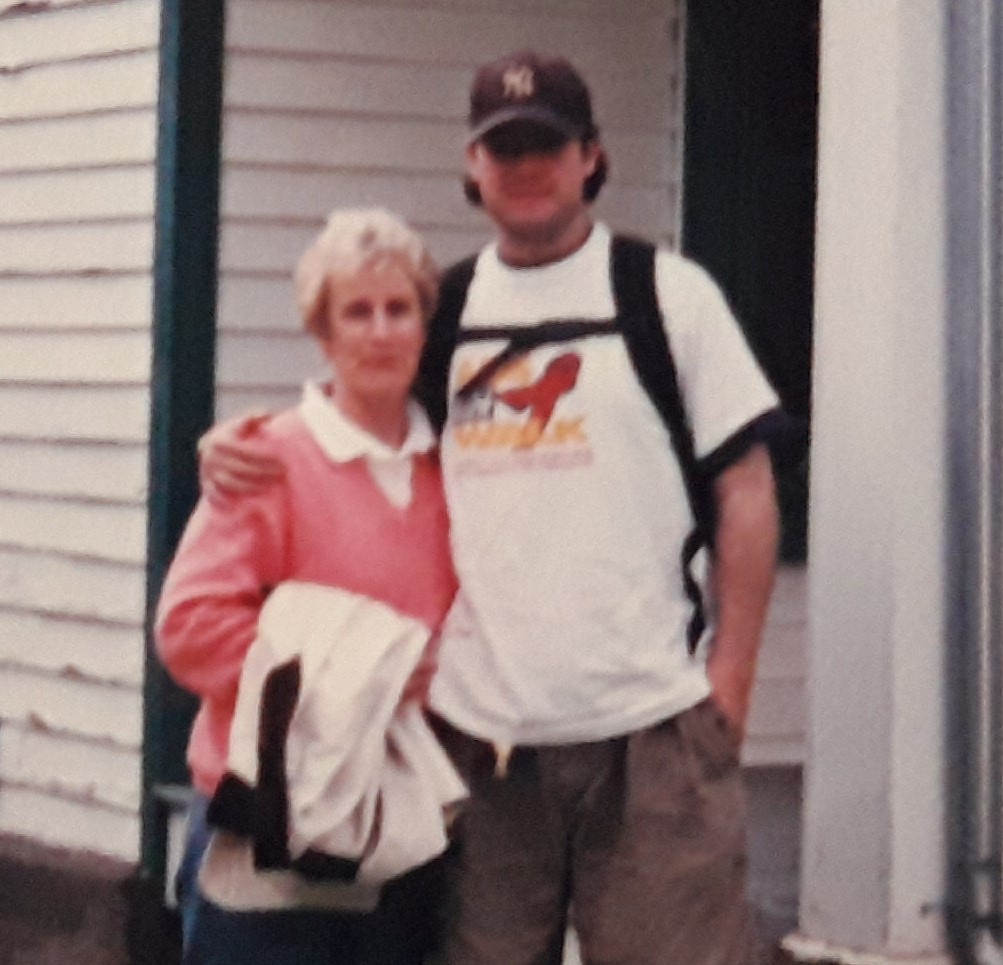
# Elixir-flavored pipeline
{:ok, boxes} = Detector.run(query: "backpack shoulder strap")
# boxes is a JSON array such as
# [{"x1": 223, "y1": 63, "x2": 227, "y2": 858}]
[
  {"x1": 611, "y1": 234, "x2": 712, "y2": 652},
  {"x1": 415, "y1": 254, "x2": 478, "y2": 432},
  {"x1": 610, "y1": 234, "x2": 710, "y2": 532}
]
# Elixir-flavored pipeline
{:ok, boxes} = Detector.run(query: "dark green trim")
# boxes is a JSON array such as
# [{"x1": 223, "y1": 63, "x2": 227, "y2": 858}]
[
  {"x1": 681, "y1": 0, "x2": 819, "y2": 561},
  {"x1": 141, "y1": 0, "x2": 226, "y2": 880}
]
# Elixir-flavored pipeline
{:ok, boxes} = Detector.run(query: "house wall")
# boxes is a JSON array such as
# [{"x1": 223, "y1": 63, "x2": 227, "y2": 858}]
[
  {"x1": 213, "y1": 0, "x2": 685, "y2": 418},
  {"x1": 0, "y1": 0, "x2": 161, "y2": 860}
]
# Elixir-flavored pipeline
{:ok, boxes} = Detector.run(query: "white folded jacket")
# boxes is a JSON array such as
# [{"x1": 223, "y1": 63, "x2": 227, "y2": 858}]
[{"x1": 200, "y1": 580, "x2": 466, "y2": 911}]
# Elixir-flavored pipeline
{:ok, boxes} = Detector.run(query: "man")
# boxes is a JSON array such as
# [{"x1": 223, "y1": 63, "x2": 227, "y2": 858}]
[{"x1": 202, "y1": 50, "x2": 780, "y2": 965}]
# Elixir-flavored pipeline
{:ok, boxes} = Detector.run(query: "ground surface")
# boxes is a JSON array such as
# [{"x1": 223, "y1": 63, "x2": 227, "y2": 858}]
[
  {"x1": 0, "y1": 834, "x2": 177, "y2": 965},
  {"x1": 0, "y1": 833, "x2": 797, "y2": 964}
]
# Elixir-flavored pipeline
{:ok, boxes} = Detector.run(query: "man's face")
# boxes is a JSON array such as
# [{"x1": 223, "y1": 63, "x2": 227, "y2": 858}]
[{"x1": 466, "y1": 121, "x2": 600, "y2": 248}]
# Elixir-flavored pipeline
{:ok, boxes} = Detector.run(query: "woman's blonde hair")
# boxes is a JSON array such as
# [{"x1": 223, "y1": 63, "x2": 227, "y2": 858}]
[{"x1": 294, "y1": 208, "x2": 440, "y2": 337}]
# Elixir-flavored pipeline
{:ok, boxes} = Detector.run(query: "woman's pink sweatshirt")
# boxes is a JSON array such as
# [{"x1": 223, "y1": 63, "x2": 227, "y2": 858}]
[{"x1": 155, "y1": 405, "x2": 457, "y2": 795}]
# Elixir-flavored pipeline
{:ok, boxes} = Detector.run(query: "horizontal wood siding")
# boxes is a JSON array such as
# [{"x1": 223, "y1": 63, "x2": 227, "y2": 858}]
[
  {"x1": 215, "y1": 0, "x2": 684, "y2": 417},
  {"x1": 0, "y1": 0, "x2": 160, "y2": 860},
  {"x1": 744, "y1": 566, "x2": 808, "y2": 766},
  {"x1": 0, "y1": 612, "x2": 143, "y2": 686}
]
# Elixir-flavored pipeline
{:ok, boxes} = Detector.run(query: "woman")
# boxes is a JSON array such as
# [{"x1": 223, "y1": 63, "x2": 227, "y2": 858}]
[{"x1": 156, "y1": 208, "x2": 460, "y2": 965}]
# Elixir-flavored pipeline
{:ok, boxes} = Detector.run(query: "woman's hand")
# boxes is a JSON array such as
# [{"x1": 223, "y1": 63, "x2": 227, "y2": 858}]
[{"x1": 198, "y1": 411, "x2": 284, "y2": 502}]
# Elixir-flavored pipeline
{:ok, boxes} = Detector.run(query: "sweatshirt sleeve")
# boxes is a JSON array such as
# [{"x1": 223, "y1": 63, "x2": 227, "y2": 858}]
[{"x1": 155, "y1": 481, "x2": 288, "y2": 705}]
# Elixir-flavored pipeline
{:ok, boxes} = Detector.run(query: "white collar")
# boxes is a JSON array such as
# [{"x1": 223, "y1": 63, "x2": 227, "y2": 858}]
[{"x1": 298, "y1": 381, "x2": 437, "y2": 465}]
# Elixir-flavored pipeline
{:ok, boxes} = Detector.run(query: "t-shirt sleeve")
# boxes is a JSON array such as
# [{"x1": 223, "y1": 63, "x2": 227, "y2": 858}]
[{"x1": 655, "y1": 251, "x2": 781, "y2": 468}]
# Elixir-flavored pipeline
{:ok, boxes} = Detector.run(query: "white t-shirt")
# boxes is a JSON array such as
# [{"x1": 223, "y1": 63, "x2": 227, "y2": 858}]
[{"x1": 428, "y1": 223, "x2": 779, "y2": 745}]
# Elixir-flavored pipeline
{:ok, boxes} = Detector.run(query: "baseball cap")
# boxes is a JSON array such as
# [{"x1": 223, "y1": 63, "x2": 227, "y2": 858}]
[{"x1": 468, "y1": 50, "x2": 598, "y2": 144}]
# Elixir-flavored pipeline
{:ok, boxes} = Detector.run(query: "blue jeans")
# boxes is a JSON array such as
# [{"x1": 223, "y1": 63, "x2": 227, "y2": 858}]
[{"x1": 176, "y1": 794, "x2": 444, "y2": 965}]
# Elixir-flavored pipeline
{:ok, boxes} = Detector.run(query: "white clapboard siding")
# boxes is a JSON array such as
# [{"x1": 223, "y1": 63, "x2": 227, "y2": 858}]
[
  {"x1": 0, "y1": 111, "x2": 157, "y2": 173},
  {"x1": 0, "y1": 546, "x2": 146, "y2": 626},
  {"x1": 0, "y1": 275, "x2": 154, "y2": 329},
  {"x1": 0, "y1": 168, "x2": 156, "y2": 224},
  {"x1": 593, "y1": 183, "x2": 680, "y2": 239},
  {"x1": 223, "y1": 54, "x2": 670, "y2": 133},
  {"x1": 3, "y1": 666, "x2": 141, "y2": 749},
  {"x1": 1, "y1": 0, "x2": 82, "y2": 9},
  {"x1": 743, "y1": 567, "x2": 809, "y2": 766},
  {"x1": 0, "y1": 785, "x2": 138, "y2": 861},
  {"x1": 0, "y1": 222, "x2": 155, "y2": 274},
  {"x1": 222, "y1": 114, "x2": 466, "y2": 173},
  {"x1": 362, "y1": 0, "x2": 669, "y2": 12},
  {"x1": 0, "y1": 610, "x2": 144, "y2": 687},
  {"x1": 0, "y1": 50, "x2": 159, "y2": 122},
  {"x1": 0, "y1": 723, "x2": 140, "y2": 812},
  {"x1": 0, "y1": 440, "x2": 147, "y2": 503},
  {"x1": 226, "y1": 2, "x2": 671, "y2": 71},
  {"x1": 0, "y1": 385, "x2": 150, "y2": 442},
  {"x1": 218, "y1": 275, "x2": 299, "y2": 334},
  {"x1": 224, "y1": 57, "x2": 471, "y2": 121},
  {"x1": 0, "y1": 0, "x2": 159, "y2": 70},
  {"x1": 216, "y1": 332, "x2": 321, "y2": 389},
  {"x1": 221, "y1": 168, "x2": 477, "y2": 225},
  {"x1": 229, "y1": 0, "x2": 670, "y2": 14},
  {"x1": 0, "y1": 0, "x2": 160, "y2": 858},
  {"x1": 216, "y1": 0, "x2": 684, "y2": 417},
  {"x1": 0, "y1": 495, "x2": 147, "y2": 565},
  {"x1": 217, "y1": 387, "x2": 303, "y2": 422},
  {"x1": 0, "y1": 331, "x2": 151, "y2": 383},
  {"x1": 219, "y1": 222, "x2": 496, "y2": 277}
]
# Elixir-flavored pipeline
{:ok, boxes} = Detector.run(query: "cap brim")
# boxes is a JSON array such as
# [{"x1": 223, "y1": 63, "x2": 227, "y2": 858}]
[{"x1": 468, "y1": 106, "x2": 583, "y2": 144}]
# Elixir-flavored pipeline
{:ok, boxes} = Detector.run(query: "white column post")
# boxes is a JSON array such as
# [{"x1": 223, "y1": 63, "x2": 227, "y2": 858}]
[{"x1": 786, "y1": 2, "x2": 951, "y2": 961}]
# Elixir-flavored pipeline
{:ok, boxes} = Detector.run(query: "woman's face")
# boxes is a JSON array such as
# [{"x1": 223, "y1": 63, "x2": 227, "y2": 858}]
[{"x1": 318, "y1": 259, "x2": 426, "y2": 416}]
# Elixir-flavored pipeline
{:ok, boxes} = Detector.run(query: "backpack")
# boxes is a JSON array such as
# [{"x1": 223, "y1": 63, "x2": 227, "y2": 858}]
[{"x1": 415, "y1": 234, "x2": 710, "y2": 651}]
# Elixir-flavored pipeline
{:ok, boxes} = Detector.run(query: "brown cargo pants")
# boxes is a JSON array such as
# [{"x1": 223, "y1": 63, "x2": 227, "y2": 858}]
[{"x1": 432, "y1": 698, "x2": 756, "y2": 965}]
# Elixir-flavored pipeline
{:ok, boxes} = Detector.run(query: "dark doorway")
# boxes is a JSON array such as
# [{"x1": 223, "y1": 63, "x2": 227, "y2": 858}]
[{"x1": 682, "y1": 0, "x2": 819, "y2": 561}]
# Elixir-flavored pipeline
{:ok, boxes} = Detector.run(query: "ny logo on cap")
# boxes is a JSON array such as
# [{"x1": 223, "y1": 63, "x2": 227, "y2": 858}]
[{"x1": 502, "y1": 66, "x2": 535, "y2": 100}]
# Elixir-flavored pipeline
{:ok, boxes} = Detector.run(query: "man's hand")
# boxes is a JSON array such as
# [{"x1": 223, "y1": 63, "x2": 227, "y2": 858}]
[
  {"x1": 705, "y1": 443, "x2": 779, "y2": 744},
  {"x1": 706, "y1": 649, "x2": 756, "y2": 746},
  {"x1": 198, "y1": 411, "x2": 284, "y2": 502}
]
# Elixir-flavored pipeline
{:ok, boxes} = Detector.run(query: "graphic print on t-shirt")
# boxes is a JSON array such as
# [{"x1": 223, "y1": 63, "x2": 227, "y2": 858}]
[{"x1": 449, "y1": 345, "x2": 594, "y2": 476}]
